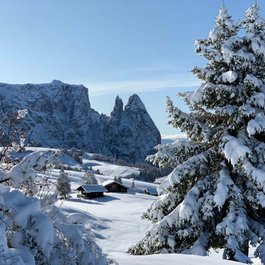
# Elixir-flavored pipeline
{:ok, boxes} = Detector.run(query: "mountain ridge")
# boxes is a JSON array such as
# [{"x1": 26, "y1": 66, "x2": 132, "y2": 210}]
[{"x1": 0, "y1": 80, "x2": 161, "y2": 162}]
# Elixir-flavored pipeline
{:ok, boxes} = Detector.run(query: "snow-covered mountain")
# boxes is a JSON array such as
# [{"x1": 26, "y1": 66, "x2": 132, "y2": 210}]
[{"x1": 0, "y1": 80, "x2": 161, "y2": 162}]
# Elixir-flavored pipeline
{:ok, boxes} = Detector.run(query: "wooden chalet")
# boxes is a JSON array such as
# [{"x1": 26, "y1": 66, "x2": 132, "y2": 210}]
[
  {"x1": 102, "y1": 180, "x2": 128, "y2": 193},
  {"x1": 76, "y1": 184, "x2": 107, "y2": 199}
]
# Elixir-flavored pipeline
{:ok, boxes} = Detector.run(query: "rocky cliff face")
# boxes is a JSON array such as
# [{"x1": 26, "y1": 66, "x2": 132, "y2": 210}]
[{"x1": 0, "y1": 80, "x2": 161, "y2": 162}]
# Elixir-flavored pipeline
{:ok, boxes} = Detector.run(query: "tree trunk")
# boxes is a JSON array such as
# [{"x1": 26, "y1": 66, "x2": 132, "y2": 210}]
[
  {"x1": 223, "y1": 248, "x2": 235, "y2": 261},
  {"x1": 241, "y1": 240, "x2": 249, "y2": 257}
]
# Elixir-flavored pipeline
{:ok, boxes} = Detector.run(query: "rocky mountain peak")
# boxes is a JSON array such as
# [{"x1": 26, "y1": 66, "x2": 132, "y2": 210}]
[
  {"x1": 111, "y1": 96, "x2": 123, "y2": 118},
  {"x1": 51, "y1": 79, "x2": 65, "y2": 85},
  {"x1": 125, "y1": 94, "x2": 147, "y2": 112},
  {"x1": 0, "y1": 81, "x2": 161, "y2": 162}
]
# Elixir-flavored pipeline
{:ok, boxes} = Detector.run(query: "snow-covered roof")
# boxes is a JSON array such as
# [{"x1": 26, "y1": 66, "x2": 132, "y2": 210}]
[
  {"x1": 76, "y1": 185, "x2": 107, "y2": 193},
  {"x1": 102, "y1": 180, "x2": 128, "y2": 189}
]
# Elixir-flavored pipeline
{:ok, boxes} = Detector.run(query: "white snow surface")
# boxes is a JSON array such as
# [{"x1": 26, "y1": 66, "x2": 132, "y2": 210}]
[
  {"x1": 247, "y1": 112, "x2": 265, "y2": 136},
  {"x1": 4, "y1": 148, "x2": 261, "y2": 265},
  {"x1": 60, "y1": 170, "x2": 254, "y2": 265},
  {"x1": 244, "y1": 74, "x2": 263, "y2": 88},
  {"x1": 47, "y1": 149, "x2": 259, "y2": 265},
  {"x1": 224, "y1": 136, "x2": 251, "y2": 166},
  {"x1": 108, "y1": 252, "x2": 246, "y2": 265},
  {"x1": 17, "y1": 109, "x2": 28, "y2": 119},
  {"x1": 213, "y1": 169, "x2": 234, "y2": 208},
  {"x1": 221, "y1": 71, "x2": 238, "y2": 83},
  {"x1": 94, "y1": 163, "x2": 140, "y2": 178},
  {"x1": 189, "y1": 84, "x2": 205, "y2": 105},
  {"x1": 87, "y1": 159, "x2": 140, "y2": 178}
]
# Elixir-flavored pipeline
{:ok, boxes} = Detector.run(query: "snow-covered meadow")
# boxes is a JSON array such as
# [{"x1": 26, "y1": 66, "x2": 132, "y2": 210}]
[
  {"x1": 61, "y1": 174, "x2": 262, "y2": 265},
  {"x1": 0, "y1": 147, "x2": 262, "y2": 265},
  {"x1": 44, "y1": 149, "x2": 261, "y2": 265}
]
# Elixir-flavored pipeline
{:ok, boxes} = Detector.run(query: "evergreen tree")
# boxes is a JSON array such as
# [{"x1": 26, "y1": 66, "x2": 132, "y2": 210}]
[
  {"x1": 116, "y1": 176, "x2": 123, "y2": 184},
  {"x1": 131, "y1": 179, "x2": 135, "y2": 188},
  {"x1": 129, "y1": 5, "x2": 265, "y2": 263},
  {"x1": 83, "y1": 171, "x2": 98, "y2": 184},
  {"x1": 56, "y1": 168, "x2": 71, "y2": 199}
]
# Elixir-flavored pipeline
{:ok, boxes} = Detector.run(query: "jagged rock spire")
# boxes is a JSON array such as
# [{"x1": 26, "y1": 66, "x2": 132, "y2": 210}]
[
  {"x1": 111, "y1": 95, "x2": 123, "y2": 118},
  {"x1": 125, "y1": 94, "x2": 147, "y2": 112}
]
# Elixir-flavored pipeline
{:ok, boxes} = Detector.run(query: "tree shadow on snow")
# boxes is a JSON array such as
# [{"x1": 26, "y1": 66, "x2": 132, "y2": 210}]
[
  {"x1": 61, "y1": 206, "x2": 112, "y2": 225},
  {"x1": 67, "y1": 194, "x2": 120, "y2": 204},
  {"x1": 83, "y1": 162, "x2": 101, "y2": 167}
]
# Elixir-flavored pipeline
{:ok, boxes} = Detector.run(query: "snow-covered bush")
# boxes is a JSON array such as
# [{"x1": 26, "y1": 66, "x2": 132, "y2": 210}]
[
  {"x1": 83, "y1": 171, "x2": 98, "y2": 184},
  {"x1": 0, "y1": 109, "x2": 28, "y2": 162},
  {"x1": 5, "y1": 151, "x2": 53, "y2": 189},
  {"x1": 0, "y1": 186, "x2": 108, "y2": 265},
  {"x1": 129, "y1": 5, "x2": 265, "y2": 264},
  {"x1": 0, "y1": 151, "x2": 108, "y2": 265}
]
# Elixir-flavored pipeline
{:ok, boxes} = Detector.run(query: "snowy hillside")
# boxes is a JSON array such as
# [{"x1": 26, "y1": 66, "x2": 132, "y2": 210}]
[
  {"x1": 0, "y1": 147, "x2": 262, "y2": 264},
  {"x1": 24, "y1": 147, "x2": 261, "y2": 265},
  {"x1": 55, "y1": 153, "x2": 261, "y2": 265}
]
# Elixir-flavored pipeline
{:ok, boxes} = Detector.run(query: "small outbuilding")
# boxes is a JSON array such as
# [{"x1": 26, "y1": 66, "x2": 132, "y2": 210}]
[
  {"x1": 76, "y1": 184, "x2": 107, "y2": 199},
  {"x1": 102, "y1": 180, "x2": 128, "y2": 193}
]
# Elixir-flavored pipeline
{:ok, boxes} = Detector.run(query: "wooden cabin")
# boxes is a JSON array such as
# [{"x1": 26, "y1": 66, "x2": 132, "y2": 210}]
[
  {"x1": 76, "y1": 185, "x2": 107, "y2": 199},
  {"x1": 102, "y1": 180, "x2": 128, "y2": 193}
]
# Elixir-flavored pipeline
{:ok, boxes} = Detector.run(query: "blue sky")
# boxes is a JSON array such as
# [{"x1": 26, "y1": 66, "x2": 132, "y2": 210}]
[{"x1": 0, "y1": 0, "x2": 264, "y2": 135}]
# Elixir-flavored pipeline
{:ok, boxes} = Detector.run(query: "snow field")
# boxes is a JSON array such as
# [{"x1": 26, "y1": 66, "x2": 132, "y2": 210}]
[{"x1": 54, "y1": 164, "x2": 256, "y2": 265}]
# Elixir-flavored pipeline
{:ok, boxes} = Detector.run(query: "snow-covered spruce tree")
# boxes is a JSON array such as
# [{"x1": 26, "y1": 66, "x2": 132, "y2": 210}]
[
  {"x1": 117, "y1": 176, "x2": 123, "y2": 184},
  {"x1": 129, "y1": 5, "x2": 265, "y2": 263},
  {"x1": 83, "y1": 171, "x2": 98, "y2": 184},
  {"x1": 56, "y1": 168, "x2": 71, "y2": 199}
]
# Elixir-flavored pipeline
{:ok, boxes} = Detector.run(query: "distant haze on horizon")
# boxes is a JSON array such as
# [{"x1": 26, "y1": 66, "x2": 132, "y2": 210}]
[{"x1": 0, "y1": 0, "x2": 264, "y2": 135}]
